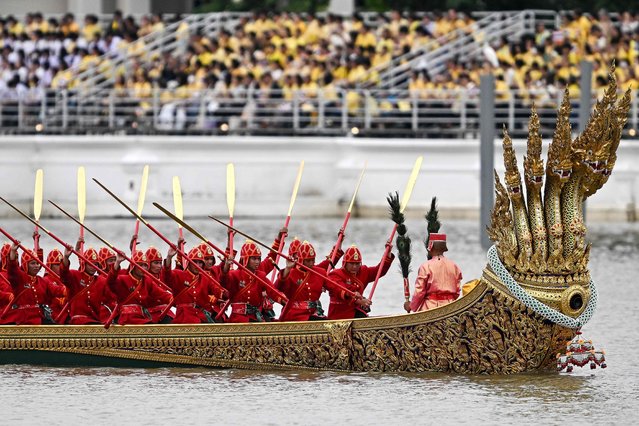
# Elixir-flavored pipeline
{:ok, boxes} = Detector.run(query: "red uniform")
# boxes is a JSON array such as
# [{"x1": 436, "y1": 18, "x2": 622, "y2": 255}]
[
  {"x1": 43, "y1": 249, "x2": 68, "y2": 323},
  {"x1": 5, "y1": 252, "x2": 66, "y2": 325},
  {"x1": 107, "y1": 251, "x2": 173, "y2": 325},
  {"x1": 278, "y1": 242, "x2": 349, "y2": 321},
  {"x1": 145, "y1": 247, "x2": 175, "y2": 323},
  {"x1": 327, "y1": 246, "x2": 394, "y2": 320},
  {"x1": 163, "y1": 247, "x2": 226, "y2": 324},
  {"x1": 0, "y1": 244, "x2": 14, "y2": 323}
]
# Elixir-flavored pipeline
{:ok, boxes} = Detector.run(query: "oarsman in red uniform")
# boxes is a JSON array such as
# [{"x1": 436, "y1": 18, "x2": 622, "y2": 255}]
[
  {"x1": 145, "y1": 246, "x2": 175, "y2": 323},
  {"x1": 408, "y1": 233, "x2": 462, "y2": 312},
  {"x1": 163, "y1": 246, "x2": 228, "y2": 323},
  {"x1": 278, "y1": 241, "x2": 352, "y2": 321},
  {"x1": 63, "y1": 246, "x2": 115, "y2": 325},
  {"x1": 197, "y1": 242, "x2": 229, "y2": 317},
  {"x1": 0, "y1": 243, "x2": 14, "y2": 324},
  {"x1": 43, "y1": 249, "x2": 68, "y2": 323},
  {"x1": 4, "y1": 242, "x2": 66, "y2": 325},
  {"x1": 108, "y1": 250, "x2": 173, "y2": 325},
  {"x1": 327, "y1": 245, "x2": 394, "y2": 320},
  {"x1": 220, "y1": 240, "x2": 286, "y2": 323}
]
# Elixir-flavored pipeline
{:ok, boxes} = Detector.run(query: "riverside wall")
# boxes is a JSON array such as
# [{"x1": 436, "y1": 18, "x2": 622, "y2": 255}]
[{"x1": 1, "y1": 136, "x2": 637, "y2": 221}]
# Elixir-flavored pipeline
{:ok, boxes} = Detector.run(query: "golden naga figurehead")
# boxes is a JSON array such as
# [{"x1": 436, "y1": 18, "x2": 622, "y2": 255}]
[{"x1": 487, "y1": 65, "x2": 630, "y2": 318}]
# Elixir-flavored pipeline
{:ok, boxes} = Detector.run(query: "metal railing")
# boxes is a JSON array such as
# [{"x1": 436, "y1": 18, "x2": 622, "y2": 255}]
[
  {"x1": 2, "y1": 87, "x2": 637, "y2": 138},
  {"x1": 369, "y1": 10, "x2": 550, "y2": 89}
]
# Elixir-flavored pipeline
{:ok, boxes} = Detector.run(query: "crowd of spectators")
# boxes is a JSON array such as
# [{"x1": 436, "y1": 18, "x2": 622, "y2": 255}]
[{"x1": 0, "y1": 9, "x2": 638, "y2": 134}]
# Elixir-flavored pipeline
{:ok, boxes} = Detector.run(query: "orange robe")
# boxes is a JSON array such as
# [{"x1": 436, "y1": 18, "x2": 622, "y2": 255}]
[{"x1": 410, "y1": 255, "x2": 462, "y2": 312}]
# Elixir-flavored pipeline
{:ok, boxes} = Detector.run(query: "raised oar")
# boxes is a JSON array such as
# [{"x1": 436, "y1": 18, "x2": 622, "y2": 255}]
[
  {"x1": 207, "y1": 214, "x2": 358, "y2": 320},
  {"x1": 268, "y1": 160, "x2": 305, "y2": 282},
  {"x1": 48, "y1": 200, "x2": 174, "y2": 328},
  {"x1": 172, "y1": 176, "x2": 185, "y2": 268},
  {"x1": 0, "y1": 196, "x2": 106, "y2": 275},
  {"x1": 152, "y1": 202, "x2": 289, "y2": 319},
  {"x1": 326, "y1": 162, "x2": 367, "y2": 273},
  {"x1": 130, "y1": 165, "x2": 149, "y2": 253},
  {"x1": 367, "y1": 156, "x2": 423, "y2": 302},
  {"x1": 0, "y1": 196, "x2": 107, "y2": 323},
  {"x1": 33, "y1": 168, "x2": 44, "y2": 253},
  {"x1": 92, "y1": 178, "x2": 227, "y2": 320},
  {"x1": 226, "y1": 163, "x2": 235, "y2": 259},
  {"x1": 77, "y1": 166, "x2": 86, "y2": 253}
]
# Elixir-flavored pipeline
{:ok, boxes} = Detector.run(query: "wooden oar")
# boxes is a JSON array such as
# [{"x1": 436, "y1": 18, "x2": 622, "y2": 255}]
[
  {"x1": 172, "y1": 176, "x2": 185, "y2": 268},
  {"x1": 92, "y1": 178, "x2": 228, "y2": 320},
  {"x1": 131, "y1": 165, "x2": 149, "y2": 254},
  {"x1": 326, "y1": 162, "x2": 367, "y2": 273},
  {"x1": 226, "y1": 163, "x2": 235, "y2": 260},
  {"x1": 48, "y1": 200, "x2": 173, "y2": 328},
  {"x1": 268, "y1": 160, "x2": 304, "y2": 282},
  {"x1": 367, "y1": 156, "x2": 423, "y2": 301},
  {"x1": 33, "y1": 169, "x2": 43, "y2": 253},
  {"x1": 152, "y1": 202, "x2": 289, "y2": 317},
  {"x1": 77, "y1": 166, "x2": 86, "y2": 253},
  {"x1": 0, "y1": 196, "x2": 107, "y2": 323}
]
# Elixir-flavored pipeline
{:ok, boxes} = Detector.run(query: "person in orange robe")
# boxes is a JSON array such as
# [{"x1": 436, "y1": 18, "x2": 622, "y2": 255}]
[
  {"x1": 107, "y1": 250, "x2": 173, "y2": 325},
  {"x1": 408, "y1": 233, "x2": 462, "y2": 312},
  {"x1": 220, "y1": 240, "x2": 286, "y2": 323},
  {"x1": 278, "y1": 241, "x2": 351, "y2": 321},
  {"x1": 163, "y1": 246, "x2": 228, "y2": 323},
  {"x1": 327, "y1": 245, "x2": 394, "y2": 320}
]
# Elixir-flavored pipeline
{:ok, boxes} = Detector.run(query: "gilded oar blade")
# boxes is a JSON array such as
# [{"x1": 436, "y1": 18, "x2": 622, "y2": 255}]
[
  {"x1": 77, "y1": 166, "x2": 86, "y2": 223},
  {"x1": 33, "y1": 169, "x2": 44, "y2": 221},
  {"x1": 287, "y1": 160, "x2": 305, "y2": 216},
  {"x1": 347, "y1": 161, "x2": 367, "y2": 213},
  {"x1": 136, "y1": 165, "x2": 149, "y2": 216},
  {"x1": 226, "y1": 163, "x2": 235, "y2": 217},
  {"x1": 172, "y1": 176, "x2": 184, "y2": 227},
  {"x1": 399, "y1": 156, "x2": 423, "y2": 213}
]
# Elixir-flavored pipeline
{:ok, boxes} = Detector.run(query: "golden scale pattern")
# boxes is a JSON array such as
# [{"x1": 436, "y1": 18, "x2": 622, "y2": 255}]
[{"x1": 0, "y1": 71, "x2": 628, "y2": 373}]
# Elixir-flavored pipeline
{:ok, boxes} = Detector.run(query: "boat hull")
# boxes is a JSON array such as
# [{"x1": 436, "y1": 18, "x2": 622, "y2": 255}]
[{"x1": 0, "y1": 274, "x2": 574, "y2": 374}]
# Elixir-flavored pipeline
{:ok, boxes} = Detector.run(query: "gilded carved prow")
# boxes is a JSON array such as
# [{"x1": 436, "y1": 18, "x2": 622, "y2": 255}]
[{"x1": 487, "y1": 64, "x2": 629, "y2": 318}]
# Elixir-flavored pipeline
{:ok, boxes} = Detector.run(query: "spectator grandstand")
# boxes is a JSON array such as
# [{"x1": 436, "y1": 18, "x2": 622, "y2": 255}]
[{"x1": 0, "y1": 9, "x2": 637, "y2": 137}]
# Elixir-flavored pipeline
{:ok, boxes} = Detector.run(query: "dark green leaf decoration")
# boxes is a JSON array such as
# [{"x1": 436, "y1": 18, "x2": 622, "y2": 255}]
[
  {"x1": 387, "y1": 191, "x2": 412, "y2": 278},
  {"x1": 424, "y1": 197, "x2": 441, "y2": 256}
]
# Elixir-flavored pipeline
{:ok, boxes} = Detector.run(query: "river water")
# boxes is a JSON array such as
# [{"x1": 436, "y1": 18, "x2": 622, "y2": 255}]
[{"x1": 1, "y1": 217, "x2": 638, "y2": 425}]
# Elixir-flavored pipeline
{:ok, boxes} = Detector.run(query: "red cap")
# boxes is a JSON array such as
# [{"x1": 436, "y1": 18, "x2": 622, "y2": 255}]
[
  {"x1": 1, "y1": 243, "x2": 11, "y2": 271},
  {"x1": 21, "y1": 249, "x2": 39, "y2": 272},
  {"x1": 240, "y1": 240, "x2": 261, "y2": 265},
  {"x1": 198, "y1": 242, "x2": 215, "y2": 261},
  {"x1": 145, "y1": 247, "x2": 162, "y2": 263},
  {"x1": 130, "y1": 250, "x2": 148, "y2": 268},
  {"x1": 297, "y1": 241, "x2": 316, "y2": 261},
  {"x1": 81, "y1": 247, "x2": 99, "y2": 272},
  {"x1": 427, "y1": 233, "x2": 447, "y2": 251},
  {"x1": 46, "y1": 248, "x2": 63, "y2": 266},
  {"x1": 98, "y1": 247, "x2": 116, "y2": 268},
  {"x1": 343, "y1": 245, "x2": 362, "y2": 264},
  {"x1": 187, "y1": 247, "x2": 204, "y2": 261},
  {"x1": 288, "y1": 238, "x2": 301, "y2": 257}
]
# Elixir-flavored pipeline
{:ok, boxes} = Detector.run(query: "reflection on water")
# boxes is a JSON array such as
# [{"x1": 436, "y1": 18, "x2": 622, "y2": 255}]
[{"x1": 1, "y1": 218, "x2": 638, "y2": 424}]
